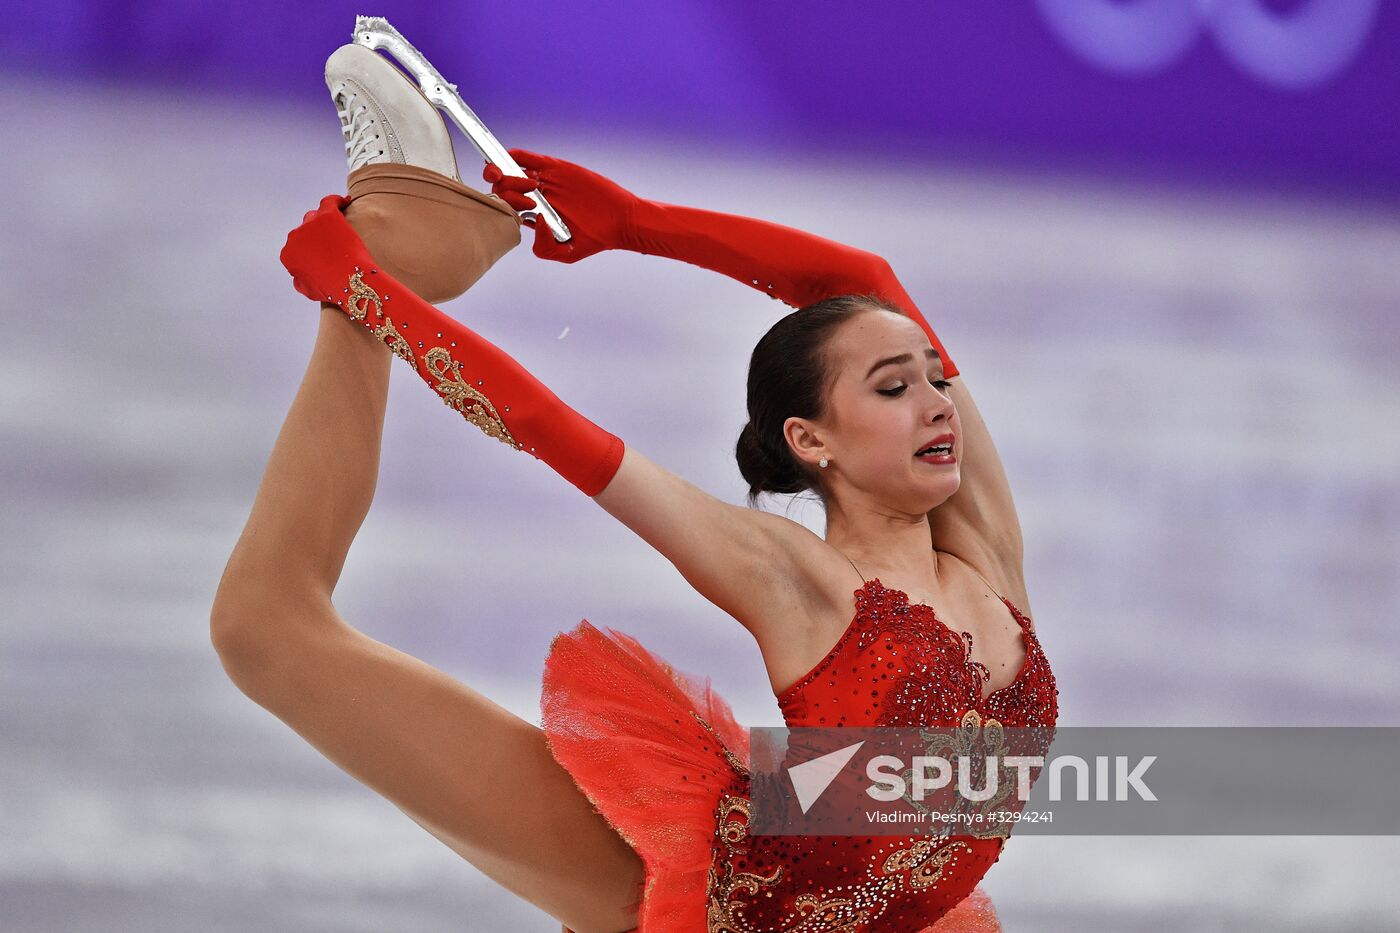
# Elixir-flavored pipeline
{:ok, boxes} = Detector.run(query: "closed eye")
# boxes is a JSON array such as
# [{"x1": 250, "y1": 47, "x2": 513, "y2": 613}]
[{"x1": 877, "y1": 377, "x2": 951, "y2": 397}]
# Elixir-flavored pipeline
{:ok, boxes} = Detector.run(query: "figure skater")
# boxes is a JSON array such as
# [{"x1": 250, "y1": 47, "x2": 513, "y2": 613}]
[{"x1": 211, "y1": 43, "x2": 1057, "y2": 933}]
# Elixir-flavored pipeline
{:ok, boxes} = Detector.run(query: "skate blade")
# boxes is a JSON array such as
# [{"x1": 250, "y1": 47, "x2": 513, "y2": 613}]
[{"x1": 353, "y1": 15, "x2": 571, "y2": 243}]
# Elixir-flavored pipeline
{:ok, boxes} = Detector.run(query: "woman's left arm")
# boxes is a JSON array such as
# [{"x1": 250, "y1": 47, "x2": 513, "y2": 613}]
[
  {"x1": 932, "y1": 377, "x2": 1028, "y2": 609},
  {"x1": 484, "y1": 151, "x2": 960, "y2": 378},
  {"x1": 485, "y1": 154, "x2": 1027, "y2": 582}
]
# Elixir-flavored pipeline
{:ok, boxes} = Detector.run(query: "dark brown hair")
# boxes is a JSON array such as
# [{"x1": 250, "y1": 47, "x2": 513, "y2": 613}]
[{"x1": 735, "y1": 294, "x2": 903, "y2": 508}]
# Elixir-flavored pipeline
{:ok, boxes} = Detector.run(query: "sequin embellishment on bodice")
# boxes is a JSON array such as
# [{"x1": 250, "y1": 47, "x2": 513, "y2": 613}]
[
  {"x1": 700, "y1": 578, "x2": 1058, "y2": 930},
  {"x1": 777, "y1": 578, "x2": 1059, "y2": 730}
]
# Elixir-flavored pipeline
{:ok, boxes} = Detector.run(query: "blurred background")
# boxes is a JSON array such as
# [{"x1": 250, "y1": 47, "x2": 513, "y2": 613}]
[{"x1": 3, "y1": 1, "x2": 1397, "y2": 930}]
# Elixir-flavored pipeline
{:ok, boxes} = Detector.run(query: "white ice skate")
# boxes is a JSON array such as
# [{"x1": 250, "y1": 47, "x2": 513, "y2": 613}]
[
  {"x1": 348, "y1": 15, "x2": 571, "y2": 244},
  {"x1": 324, "y1": 43, "x2": 462, "y2": 180}
]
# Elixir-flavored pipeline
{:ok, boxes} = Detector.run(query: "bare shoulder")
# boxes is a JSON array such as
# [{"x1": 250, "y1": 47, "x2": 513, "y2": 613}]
[
  {"x1": 591, "y1": 446, "x2": 852, "y2": 642},
  {"x1": 754, "y1": 511, "x2": 867, "y2": 618},
  {"x1": 741, "y1": 516, "x2": 871, "y2": 692}
]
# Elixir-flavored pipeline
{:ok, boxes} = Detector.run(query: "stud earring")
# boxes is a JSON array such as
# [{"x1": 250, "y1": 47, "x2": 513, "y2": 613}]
[{"x1": 819, "y1": 457, "x2": 829, "y2": 469}]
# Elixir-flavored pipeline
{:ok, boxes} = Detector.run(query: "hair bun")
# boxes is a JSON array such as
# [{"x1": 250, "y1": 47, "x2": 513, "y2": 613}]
[
  {"x1": 737, "y1": 295, "x2": 891, "y2": 508},
  {"x1": 734, "y1": 421, "x2": 770, "y2": 488},
  {"x1": 736, "y1": 418, "x2": 805, "y2": 503}
]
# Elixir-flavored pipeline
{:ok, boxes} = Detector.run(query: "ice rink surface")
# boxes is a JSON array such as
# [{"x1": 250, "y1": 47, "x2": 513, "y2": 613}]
[{"x1": 3, "y1": 73, "x2": 1398, "y2": 930}]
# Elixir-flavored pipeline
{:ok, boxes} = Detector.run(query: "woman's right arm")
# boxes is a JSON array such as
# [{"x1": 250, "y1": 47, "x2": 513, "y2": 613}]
[
  {"x1": 591, "y1": 445, "x2": 828, "y2": 640},
  {"x1": 281, "y1": 192, "x2": 823, "y2": 644}
]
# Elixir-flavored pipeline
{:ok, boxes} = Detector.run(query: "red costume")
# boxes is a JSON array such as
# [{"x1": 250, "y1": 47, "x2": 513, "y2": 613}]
[
  {"x1": 544, "y1": 576, "x2": 1056, "y2": 933},
  {"x1": 280, "y1": 157, "x2": 1056, "y2": 930}
]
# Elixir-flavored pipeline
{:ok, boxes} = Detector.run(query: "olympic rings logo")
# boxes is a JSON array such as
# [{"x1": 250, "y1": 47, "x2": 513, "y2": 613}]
[{"x1": 1034, "y1": 0, "x2": 1380, "y2": 90}]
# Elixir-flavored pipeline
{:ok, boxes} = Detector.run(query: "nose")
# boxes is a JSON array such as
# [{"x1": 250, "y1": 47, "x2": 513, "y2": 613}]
[{"x1": 921, "y1": 381, "x2": 953, "y2": 423}]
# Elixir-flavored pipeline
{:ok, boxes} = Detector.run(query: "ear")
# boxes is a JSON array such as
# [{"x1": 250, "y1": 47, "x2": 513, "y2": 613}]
[{"x1": 782, "y1": 416, "x2": 827, "y2": 472}]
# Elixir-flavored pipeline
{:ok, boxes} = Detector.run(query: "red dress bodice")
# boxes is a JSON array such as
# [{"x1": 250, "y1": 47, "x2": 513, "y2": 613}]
[
  {"x1": 701, "y1": 578, "x2": 1059, "y2": 930},
  {"x1": 777, "y1": 578, "x2": 1059, "y2": 730}
]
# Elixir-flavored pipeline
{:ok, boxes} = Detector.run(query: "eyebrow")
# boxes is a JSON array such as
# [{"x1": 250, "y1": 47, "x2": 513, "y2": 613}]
[{"x1": 865, "y1": 348, "x2": 941, "y2": 380}]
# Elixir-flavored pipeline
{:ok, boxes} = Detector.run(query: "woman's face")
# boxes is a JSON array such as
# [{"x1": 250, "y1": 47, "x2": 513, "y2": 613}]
[{"x1": 787, "y1": 309, "x2": 961, "y2": 514}]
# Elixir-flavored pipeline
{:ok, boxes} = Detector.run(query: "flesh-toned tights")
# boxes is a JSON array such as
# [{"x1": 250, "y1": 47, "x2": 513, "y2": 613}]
[{"x1": 211, "y1": 166, "x2": 644, "y2": 933}]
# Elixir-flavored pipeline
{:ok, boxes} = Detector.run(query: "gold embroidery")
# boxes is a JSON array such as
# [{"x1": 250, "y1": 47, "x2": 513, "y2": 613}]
[
  {"x1": 880, "y1": 714, "x2": 986, "y2": 882},
  {"x1": 879, "y1": 837, "x2": 971, "y2": 891},
  {"x1": 341, "y1": 271, "x2": 517, "y2": 449},
  {"x1": 700, "y1": 712, "x2": 1016, "y2": 929},
  {"x1": 422, "y1": 347, "x2": 521, "y2": 449},
  {"x1": 372, "y1": 316, "x2": 415, "y2": 368},
  {"x1": 705, "y1": 794, "x2": 875, "y2": 933},
  {"x1": 346, "y1": 269, "x2": 382, "y2": 322},
  {"x1": 906, "y1": 709, "x2": 1014, "y2": 841},
  {"x1": 705, "y1": 796, "x2": 782, "y2": 932},
  {"x1": 691, "y1": 710, "x2": 749, "y2": 777},
  {"x1": 342, "y1": 271, "x2": 413, "y2": 369}
]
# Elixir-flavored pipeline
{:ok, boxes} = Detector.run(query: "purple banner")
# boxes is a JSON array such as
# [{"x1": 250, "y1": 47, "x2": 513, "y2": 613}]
[{"x1": 6, "y1": 1, "x2": 1398, "y2": 201}]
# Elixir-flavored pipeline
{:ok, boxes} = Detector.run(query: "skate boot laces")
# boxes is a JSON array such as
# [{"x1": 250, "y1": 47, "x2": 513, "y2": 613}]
[{"x1": 331, "y1": 83, "x2": 383, "y2": 171}]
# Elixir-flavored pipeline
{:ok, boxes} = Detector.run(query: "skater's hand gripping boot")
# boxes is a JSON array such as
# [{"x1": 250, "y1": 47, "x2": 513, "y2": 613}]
[
  {"x1": 484, "y1": 151, "x2": 642, "y2": 264},
  {"x1": 281, "y1": 196, "x2": 623, "y2": 498},
  {"x1": 485, "y1": 149, "x2": 958, "y2": 377},
  {"x1": 281, "y1": 46, "x2": 622, "y2": 497}
]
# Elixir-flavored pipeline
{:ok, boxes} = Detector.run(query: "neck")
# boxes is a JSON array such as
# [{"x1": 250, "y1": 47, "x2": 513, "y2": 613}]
[{"x1": 824, "y1": 499, "x2": 940, "y2": 586}]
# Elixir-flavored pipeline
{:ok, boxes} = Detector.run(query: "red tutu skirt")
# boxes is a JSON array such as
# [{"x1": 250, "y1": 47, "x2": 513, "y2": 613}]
[{"x1": 542, "y1": 620, "x2": 1002, "y2": 932}]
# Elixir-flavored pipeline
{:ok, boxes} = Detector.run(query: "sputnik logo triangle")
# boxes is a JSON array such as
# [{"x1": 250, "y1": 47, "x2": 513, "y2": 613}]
[{"x1": 788, "y1": 741, "x2": 865, "y2": 814}]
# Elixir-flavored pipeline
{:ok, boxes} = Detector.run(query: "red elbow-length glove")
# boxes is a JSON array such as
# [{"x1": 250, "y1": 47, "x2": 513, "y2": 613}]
[
  {"x1": 280, "y1": 194, "x2": 624, "y2": 497},
  {"x1": 485, "y1": 151, "x2": 958, "y2": 379}
]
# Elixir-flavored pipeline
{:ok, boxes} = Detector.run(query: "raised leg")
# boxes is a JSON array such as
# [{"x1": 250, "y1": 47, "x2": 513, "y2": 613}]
[{"x1": 210, "y1": 50, "x2": 643, "y2": 926}]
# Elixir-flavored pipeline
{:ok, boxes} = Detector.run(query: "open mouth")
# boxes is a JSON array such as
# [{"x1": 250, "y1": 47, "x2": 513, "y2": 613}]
[{"x1": 915, "y1": 433, "x2": 955, "y2": 458}]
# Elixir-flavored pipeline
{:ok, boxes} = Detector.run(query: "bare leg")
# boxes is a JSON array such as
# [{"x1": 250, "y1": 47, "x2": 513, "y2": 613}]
[{"x1": 210, "y1": 177, "x2": 644, "y2": 933}]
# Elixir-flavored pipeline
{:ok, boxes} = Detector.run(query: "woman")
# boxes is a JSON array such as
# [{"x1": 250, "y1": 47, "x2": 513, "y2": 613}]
[{"x1": 211, "y1": 44, "x2": 1057, "y2": 933}]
